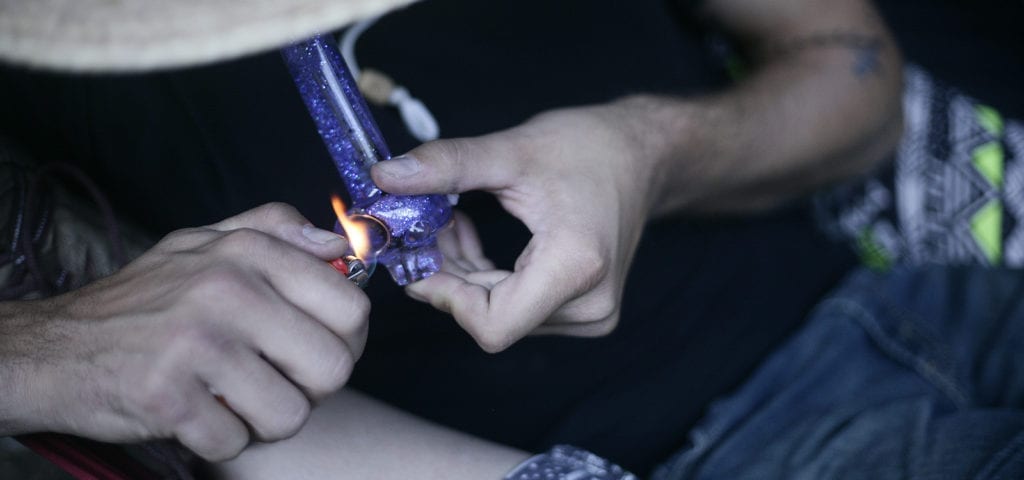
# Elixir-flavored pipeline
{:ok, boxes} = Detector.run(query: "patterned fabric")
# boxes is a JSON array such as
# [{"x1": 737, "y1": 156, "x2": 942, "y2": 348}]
[
  {"x1": 504, "y1": 445, "x2": 637, "y2": 480},
  {"x1": 816, "y1": 65, "x2": 1024, "y2": 267}
]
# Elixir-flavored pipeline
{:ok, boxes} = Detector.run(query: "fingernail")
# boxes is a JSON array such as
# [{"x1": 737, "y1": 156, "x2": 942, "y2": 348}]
[
  {"x1": 376, "y1": 156, "x2": 422, "y2": 178},
  {"x1": 302, "y1": 224, "x2": 346, "y2": 245}
]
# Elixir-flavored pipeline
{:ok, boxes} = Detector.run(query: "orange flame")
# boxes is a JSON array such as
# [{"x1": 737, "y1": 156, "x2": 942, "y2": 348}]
[{"x1": 331, "y1": 194, "x2": 372, "y2": 261}]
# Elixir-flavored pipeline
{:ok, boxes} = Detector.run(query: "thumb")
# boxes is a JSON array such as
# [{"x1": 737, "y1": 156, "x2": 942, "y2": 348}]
[{"x1": 371, "y1": 135, "x2": 518, "y2": 195}]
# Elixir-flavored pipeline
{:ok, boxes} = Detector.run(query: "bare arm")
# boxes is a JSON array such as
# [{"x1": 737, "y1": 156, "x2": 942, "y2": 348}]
[
  {"x1": 213, "y1": 2, "x2": 903, "y2": 477},
  {"x1": 370, "y1": 0, "x2": 904, "y2": 352},
  {"x1": 212, "y1": 389, "x2": 529, "y2": 480},
  {"x1": 636, "y1": 0, "x2": 903, "y2": 214}
]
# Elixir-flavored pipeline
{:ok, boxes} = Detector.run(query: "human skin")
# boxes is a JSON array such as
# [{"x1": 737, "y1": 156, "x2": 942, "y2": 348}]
[
  {"x1": 371, "y1": 0, "x2": 904, "y2": 353},
  {"x1": 220, "y1": 0, "x2": 904, "y2": 476},
  {"x1": 0, "y1": 203, "x2": 370, "y2": 461},
  {"x1": 214, "y1": 389, "x2": 529, "y2": 480},
  {"x1": 5, "y1": 0, "x2": 903, "y2": 470}
]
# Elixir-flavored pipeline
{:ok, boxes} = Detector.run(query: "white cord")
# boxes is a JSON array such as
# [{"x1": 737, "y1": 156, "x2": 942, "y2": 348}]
[
  {"x1": 339, "y1": 14, "x2": 378, "y2": 80},
  {"x1": 339, "y1": 16, "x2": 441, "y2": 143}
]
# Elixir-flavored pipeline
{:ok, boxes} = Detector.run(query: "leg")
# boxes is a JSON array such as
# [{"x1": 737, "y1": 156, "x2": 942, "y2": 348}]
[
  {"x1": 655, "y1": 267, "x2": 1024, "y2": 479},
  {"x1": 211, "y1": 389, "x2": 528, "y2": 480}
]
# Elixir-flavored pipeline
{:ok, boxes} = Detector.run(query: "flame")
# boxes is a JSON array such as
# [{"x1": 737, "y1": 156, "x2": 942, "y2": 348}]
[{"x1": 331, "y1": 194, "x2": 373, "y2": 261}]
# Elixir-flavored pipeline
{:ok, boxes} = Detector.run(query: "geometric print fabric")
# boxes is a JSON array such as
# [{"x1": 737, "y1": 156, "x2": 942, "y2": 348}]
[{"x1": 815, "y1": 65, "x2": 1024, "y2": 267}]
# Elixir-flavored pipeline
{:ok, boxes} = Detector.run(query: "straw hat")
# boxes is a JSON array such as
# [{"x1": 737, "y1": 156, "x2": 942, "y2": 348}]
[{"x1": 0, "y1": 0, "x2": 415, "y2": 72}]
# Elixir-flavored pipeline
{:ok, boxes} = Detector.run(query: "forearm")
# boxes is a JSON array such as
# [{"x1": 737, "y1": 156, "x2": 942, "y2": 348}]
[
  {"x1": 623, "y1": 0, "x2": 903, "y2": 216},
  {"x1": 0, "y1": 300, "x2": 58, "y2": 436},
  {"x1": 214, "y1": 389, "x2": 529, "y2": 480}
]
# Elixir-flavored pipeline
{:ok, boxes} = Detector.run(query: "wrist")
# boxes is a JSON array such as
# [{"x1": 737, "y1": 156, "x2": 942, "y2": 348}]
[
  {"x1": 610, "y1": 95, "x2": 712, "y2": 218},
  {"x1": 0, "y1": 300, "x2": 70, "y2": 435}
]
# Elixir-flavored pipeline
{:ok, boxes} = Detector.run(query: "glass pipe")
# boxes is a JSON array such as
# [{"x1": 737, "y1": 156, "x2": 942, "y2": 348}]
[{"x1": 281, "y1": 34, "x2": 452, "y2": 285}]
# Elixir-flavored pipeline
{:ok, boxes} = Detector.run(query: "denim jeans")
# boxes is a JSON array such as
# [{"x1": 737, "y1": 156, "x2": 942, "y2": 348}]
[{"x1": 654, "y1": 267, "x2": 1024, "y2": 479}]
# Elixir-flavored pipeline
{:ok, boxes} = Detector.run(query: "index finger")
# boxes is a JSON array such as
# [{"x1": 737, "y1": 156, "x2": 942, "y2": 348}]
[
  {"x1": 240, "y1": 232, "x2": 371, "y2": 359},
  {"x1": 210, "y1": 202, "x2": 349, "y2": 261}
]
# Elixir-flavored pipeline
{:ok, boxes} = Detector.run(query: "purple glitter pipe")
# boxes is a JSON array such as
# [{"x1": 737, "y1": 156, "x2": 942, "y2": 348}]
[{"x1": 282, "y1": 34, "x2": 452, "y2": 285}]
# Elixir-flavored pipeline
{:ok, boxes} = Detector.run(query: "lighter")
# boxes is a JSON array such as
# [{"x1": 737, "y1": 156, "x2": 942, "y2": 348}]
[
  {"x1": 282, "y1": 34, "x2": 453, "y2": 286},
  {"x1": 329, "y1": 255, "x2": 371, "y2": 288}
]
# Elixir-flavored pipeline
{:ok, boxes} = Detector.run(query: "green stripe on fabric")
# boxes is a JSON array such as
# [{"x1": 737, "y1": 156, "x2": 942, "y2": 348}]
[
  {"x1": 970, "y1": 199, "x2": 1003, "y2": 265},
  {"x1": 972, "y1": 142, "x2": 1005, "y2": 189}
]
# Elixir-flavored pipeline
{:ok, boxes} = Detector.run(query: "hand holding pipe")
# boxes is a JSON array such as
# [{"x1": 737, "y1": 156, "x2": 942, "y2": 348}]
[{"x1": 282, "y1": 34, "x2": 452, "y2": 285}]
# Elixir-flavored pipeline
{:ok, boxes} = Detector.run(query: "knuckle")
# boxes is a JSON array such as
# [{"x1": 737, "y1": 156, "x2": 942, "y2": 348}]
[
  {"x1": 218, "y1": 438, "x2": 249, "y2": 462},
  {"x1": 348, "y1": 293, "x2": 372, "y2": 324},
  {"x1": 449, "y1": 282, "x2": 487, "y2": 318},
  {"x1": 257, "y1": 202, "x2": 301, "y2": 225},
  {"x1": 583, "y1": 296, "x2": 618, "y2": 324},
  {"x1": 194, "y1": 429, "x2": 249, "y2": 462},
  {"x1": 164, "y1": 322, "x2": 235, "y2": 370},
  {"x1": 556, "y1": 236, "x2": 607, "y2": 293},
  {"x1": 323, "y1": 294, "x2": 370, "y2": 357},
  {"x1": 576, "y1": 247, "x2": 608, "y2": 281},
  {"x1": 557, "y1": 294, "x2": 620, "y2": 337},
  {"x1": 473, "y1": 328, "x2": 514, "y2": 354},
  {"x1": 585, "y1": 310, "x2": 621, "y2": 337},
  {"x1": 306, "y1": 345, "x2": 354, "y2": 396},
  {"x1": 344, "y1": 319, "x2": 369, "y2": 361},
  {"x1": 216, "y1": 227, "x2": 271, "y2": 254},
  {"x1": 588, "y1": 316, "x2": 620, "y2": 337},
  {"x1": 134, "y1": 380, "x2": 191, "y2": 426},
  {"x1": 261, "y1": 397, "x2": 310, "y2": 440},
  {"x1": 155, "y1": 227, "x2": 204, "y2": 251},
  {"x1": 170, "y1": 321, "x2": 215, "y2": 350},
  {"x1": 567, "y1": 316, "x2": 619, "y2": 338},
  {"x1": 189, "y1": 265, "x2": 255, "y2": 304},
  {"x1": 433, "y1": 139, "x2": 471, "y2": 193}
]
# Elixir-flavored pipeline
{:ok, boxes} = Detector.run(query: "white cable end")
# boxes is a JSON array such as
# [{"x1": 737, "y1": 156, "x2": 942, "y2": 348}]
[{"x1": 391, "y1": 87, "x2": 440, "y2": 142}]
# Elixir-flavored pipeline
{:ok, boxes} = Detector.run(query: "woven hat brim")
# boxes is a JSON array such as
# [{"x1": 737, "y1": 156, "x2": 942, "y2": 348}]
[{"x1": 0, "y1": 0, "x2": 415, "y2": 72}]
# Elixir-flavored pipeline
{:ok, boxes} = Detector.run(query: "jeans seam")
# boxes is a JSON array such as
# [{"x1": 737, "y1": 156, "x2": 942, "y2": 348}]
[{"x1": 825, "y1": 297, "x2": 970, "y2": 408}]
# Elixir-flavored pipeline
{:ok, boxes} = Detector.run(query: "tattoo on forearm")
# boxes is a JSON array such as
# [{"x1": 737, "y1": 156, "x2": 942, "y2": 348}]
[{"x1": 764, "y1": 32, "x2": 886, "y2": 77}]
